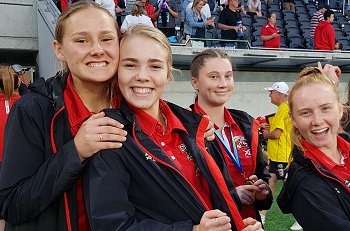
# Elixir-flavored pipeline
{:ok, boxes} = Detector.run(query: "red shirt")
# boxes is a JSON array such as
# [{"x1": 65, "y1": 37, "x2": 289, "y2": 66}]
[
  {"x1": 0, "y1": 93, "x2": 20, "y2": 160},
  {"x1": 63, "y1": 75, "x2": 92, "y2": 231},
  {"x1": 260, "y1": 23, "x2": 280, "y2": 48},
  {"x1": 130, "y1": 100, "x2": 213, "y2": 209},
  {"x1": 193, "y1": 102, "x2": 256, "y2": 218},
  {"x1": 145, "y1": 1, "x2": 157, "y2": 22},
  {"x1": 303, "y1": 136, "x2": 350, "y2": 184}
]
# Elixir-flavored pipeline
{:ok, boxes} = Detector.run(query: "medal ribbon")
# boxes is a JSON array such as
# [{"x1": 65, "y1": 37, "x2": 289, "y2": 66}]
[{"x1": 214, "y1": 127, "x2": 244, "y2": 174}]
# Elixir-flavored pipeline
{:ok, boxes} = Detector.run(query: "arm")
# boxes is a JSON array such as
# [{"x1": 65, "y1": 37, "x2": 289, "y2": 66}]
[
  {"x1": 263, "y1": 128, "x2": 283, "y2": 139},
  {"x1": 165, "y1": 2, "x2": 178, "y2": 18},
  {"x1": 0, "y1": 100, "x2": 83, "y2": 224}
]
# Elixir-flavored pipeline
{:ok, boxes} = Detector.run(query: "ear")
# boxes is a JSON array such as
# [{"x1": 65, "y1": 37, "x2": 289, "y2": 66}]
[
  {"x1": 191, "y1": 77, "x2": 198, "y2": 90},
  {"x1": 53, "y1": 40, "x2": 65, "y2": 61},
  {"x1": 290, "y1": 112, "x2": 298, "y2": 129}
]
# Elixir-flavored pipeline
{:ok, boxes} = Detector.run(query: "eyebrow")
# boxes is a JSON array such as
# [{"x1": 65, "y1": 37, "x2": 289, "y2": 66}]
[
  {"x1": 120, "y1": 58, "x2": 165, "y2": 63},
  {"x1": 71, "y1": 30, "x2": 116, "y2": 37}
]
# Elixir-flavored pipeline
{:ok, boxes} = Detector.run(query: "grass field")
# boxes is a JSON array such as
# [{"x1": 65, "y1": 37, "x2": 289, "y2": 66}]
[{"x1": 263, "y1": 181, "x2": 299, "y2": 231}]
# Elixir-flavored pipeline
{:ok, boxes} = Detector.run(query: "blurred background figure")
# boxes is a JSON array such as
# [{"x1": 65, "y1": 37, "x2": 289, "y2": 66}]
[
  {"x1": 120, "y1": 1, "x2": 154, "y2": 33},
  {"x1": 260, "y1": 12, "x2": 280, "y2": 48},
  {"x1": 0, "y1": 65, "x2": 21, "y2": 231}
]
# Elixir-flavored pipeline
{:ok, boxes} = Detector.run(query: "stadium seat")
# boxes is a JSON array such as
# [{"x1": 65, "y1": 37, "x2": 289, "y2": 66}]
[
  {"x1": 285, "y1": 20, "x2": 298, "y2": 28},
  {"x1": 297, "y1": 12, "x2": 309, "y2": 22},
  {"x1": 286, "y1": 26, "x2": 300, "y2": 36},
  {"x1": 337, "y1": 38, "x2": 350, "y2": 46},
  {"x1": 252, "y1": 39, "x2": 263, "y2": 47},
  {"x1": 288, "y1": 34, "x2": 305, "y2": 48},
  {"x1": 268, "y1": 4, "x2": 281, "y2": 12}
]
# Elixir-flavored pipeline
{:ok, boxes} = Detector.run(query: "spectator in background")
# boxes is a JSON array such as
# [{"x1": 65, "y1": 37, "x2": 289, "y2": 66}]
[
  {"x1": 218, "y1": 0, "x2": 247, "y2": 47},
  {"x1": 247, "y1": 0, "x2": 262, "y2": 17},
  {"x1": 278, "y1": 67, "x2": 350, "y2": 230},
  {"x1": 0, "y1": 64, "x2": 20, "y2": 231},
  {"x1": 335, "y1": 41, "x2": 343, "y2": 51},
  {"x1": 156, "y1": 0, "x2": 179, "y2": 38},
  {"x1": 95, "y1": 0, "x2": 117, "y2": 19},
  {"x1": 282, "y1": 0, "x2": 295, "y2": 13},
  {"x1": 186, "y1": 0, "x2": 211, "y2": 18},
  {"x1": 260, "y1": 12, "x2": 280, "y2": 48},
  {"x1": 260, "y1": 82, "x2": 293, "y2": 226},
  {"x1": 120, "y1": 1, "x2": 154, "y2": 33},
  {"x1": 11, "y1": 64, "x2": 29, "y2": 95},
  {"x1": 142, "y1": 0, "x2": 161, "y2": 26},
  {"x1": 184, "y1": 0, "x2": 214, "y2": 39},
  {"x1": 310, "y1": 4, "x2": 330, "y2": 48},
  {"x1": 314, "y1": 9, "x2": 336, "y2": 50},
  {"x1": 114, "y1": 0, "x2": 126, "y2": 27}
]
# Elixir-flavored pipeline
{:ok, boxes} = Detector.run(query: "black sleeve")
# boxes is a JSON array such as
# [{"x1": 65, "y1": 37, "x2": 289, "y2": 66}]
[
  {"x1": 290, "y1": 176, "x2": 350, "y2": 231},
  {"x1": 218, "y1": 9, "x2": 227, "y2": 25},
  {"x1": 0, "y1": 98, "x2": 83, "y2": 224},
  {"x1": 84, "y1": 150, "x2": 193, "y2": 231}
]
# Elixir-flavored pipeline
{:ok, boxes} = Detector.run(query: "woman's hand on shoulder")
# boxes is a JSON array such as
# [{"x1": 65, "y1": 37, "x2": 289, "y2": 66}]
[
  {"x1": 193, "y1": 209, "x2": 231, "y2": 231},
  {"x1": 74, "y1": 112, "x2": 127, "y2": 162}
]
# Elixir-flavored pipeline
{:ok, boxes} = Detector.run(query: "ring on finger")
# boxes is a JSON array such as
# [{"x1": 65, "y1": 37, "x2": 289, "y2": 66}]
[{"x1": 99, "y1": 133, "x2": 103, "y2": 142}]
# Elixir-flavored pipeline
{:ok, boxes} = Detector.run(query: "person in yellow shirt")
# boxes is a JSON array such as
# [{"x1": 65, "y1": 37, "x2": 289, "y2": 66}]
[{"x1": 260, "y1": 82, "x2": 297, "y2": 228}]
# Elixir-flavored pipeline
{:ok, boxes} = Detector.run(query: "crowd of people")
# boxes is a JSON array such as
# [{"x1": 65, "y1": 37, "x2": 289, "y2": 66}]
[
  {"x1": 1, "y1": 1, "x2": 350, "y2": 231},
  {"x1": 53, "y1": 0, "x2": 350, "y2": 51}
]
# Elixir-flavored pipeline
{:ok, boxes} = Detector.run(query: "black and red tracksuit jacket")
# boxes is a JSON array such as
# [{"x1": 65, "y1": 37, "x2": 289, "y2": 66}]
[
  {"x1": 202, "y1": 108, "x2": 272, "y2": 221},
  {"x1": 83, "y1": 101, "x2": 242, "y2": 231},
  {"x1": 278, "y1": 133, "x2": 350, "y2": 230},
  {"x1": 0, "y1": 73, "x2": 86, "y2": 231}
]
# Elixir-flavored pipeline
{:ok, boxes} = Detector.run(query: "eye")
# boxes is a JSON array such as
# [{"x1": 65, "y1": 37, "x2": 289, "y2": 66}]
[
  {"x1": 76, "y1": 39, "x2": 87, "y2": 43},
  {"x1": 225, "y1": 74, "x2": 233, "y2": 79},
  {"x1": 151, "y1": 64, "x2": 162, "y2": 69},
  {"x1": 123, "y1": 62, "x2": 137, "y2": 68},
  {"x1": 300, "y1": 111, "x2": 310, "y2": 117},
  {"x1": 209, "y1": 74, "x2": 218, "y2": 79},
  {"x1": 322, "y1": 106, "x2": 331, "y2": 112},
  {"x1": 101, "y1": 37, "x2": 113, "y2": 42}
]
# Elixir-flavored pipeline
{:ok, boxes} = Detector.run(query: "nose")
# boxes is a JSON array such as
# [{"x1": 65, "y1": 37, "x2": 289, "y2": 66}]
[
  {"x1": 218, "y1": 77, "x2": 228, "y2": 87},
  {"x1": 90, "y1": 40, "x2": 104, "y2": 55},
  {"x1": 311, "y1": 112, "x2": 323, "y2": 125},
  {"x1": 136, "y1": 66, "x2": 150, "y2": 82}
]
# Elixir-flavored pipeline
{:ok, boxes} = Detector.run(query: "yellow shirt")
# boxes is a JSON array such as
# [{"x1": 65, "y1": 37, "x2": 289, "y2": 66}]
[{"x1": 267, "y1": 102, "x2": 292, "y2": 163}]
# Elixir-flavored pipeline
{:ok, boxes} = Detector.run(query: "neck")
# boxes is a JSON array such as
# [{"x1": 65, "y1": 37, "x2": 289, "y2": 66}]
[
  {"x1": 72, "y1": 81, "x2": 111, "y2": 113},
  {"x1": 320, "y1": 140, "x2": 341, "y2": 164},
  {"x1": 197, "y1": 100, "x2": 226, "y2": 131}
]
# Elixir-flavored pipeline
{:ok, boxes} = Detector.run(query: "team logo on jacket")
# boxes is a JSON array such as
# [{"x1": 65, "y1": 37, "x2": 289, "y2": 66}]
[
  {"x1": 178, "y1": 144, "x2": 193, "y2": 160},
  {"x1": 235, "y1": 136, "x2": 252, "y2": 158},
  {"x1": 145, "y1": 153, "x2": 156, "y2": 162},
  {"x1": 344, "y1": 179, "x2": 350, "y2": 189}
]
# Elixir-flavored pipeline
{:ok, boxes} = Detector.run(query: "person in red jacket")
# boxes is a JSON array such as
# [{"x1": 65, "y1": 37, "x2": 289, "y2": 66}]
[
  {"x1": 260, "y1": 12, "x2": 280, "y2": 48},
  {"x1": 141, "y1": 0, "x2": 161, "y2": 25},
  {"x1": 314, "y1": 9, "x2": 335, "y2": 50}
]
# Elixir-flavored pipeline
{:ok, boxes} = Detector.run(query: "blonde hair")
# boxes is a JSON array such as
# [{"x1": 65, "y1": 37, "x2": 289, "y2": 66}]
[
  {"x1": 131, "y1": 1, "x2": 146, "y2": 16},
  {"x1": 120, "y1": 25, "x2": 173, "y2": 80},
  {"x1": 54, "y1": 0, "x2": 118, "y2": 73},
  {"x1": 192, "y1": 0, "x2": 204, "y2": 10},
  {"x1": 289, "y1": 67, "x2": 341, "y2": 150},
  {"x1": 0, "y1": 65, "x2": 18, "y2": 101}
]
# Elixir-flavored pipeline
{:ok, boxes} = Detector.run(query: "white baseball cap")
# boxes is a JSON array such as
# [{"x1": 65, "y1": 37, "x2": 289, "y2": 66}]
[{"x1": 264, "y1": 82, "x2": 289, "y2": 95}]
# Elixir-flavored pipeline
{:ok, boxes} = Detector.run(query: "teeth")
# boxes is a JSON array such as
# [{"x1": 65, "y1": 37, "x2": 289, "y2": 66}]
[
  {"x1": 88, "y1": 62, "x2": 106, "y2": 67},
  {"x1": 311, "y1": 128, "x2": 328, "y2": 134},
  {"x1": 133, "y1": 87, "x2": 152, "y2": 94}
]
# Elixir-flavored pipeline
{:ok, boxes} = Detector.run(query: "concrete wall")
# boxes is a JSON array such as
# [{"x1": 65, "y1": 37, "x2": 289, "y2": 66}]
[
  {"x1": 163, "y1": 70, "x2": 350, "y2": 117},
  {"x1": 0, "y1": 0, "x2": 38, "y2": 51}
]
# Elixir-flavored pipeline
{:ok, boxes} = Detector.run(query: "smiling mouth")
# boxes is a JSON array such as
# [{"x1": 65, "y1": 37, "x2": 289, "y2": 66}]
[
  {"x1": 311, "y1": 128, "x2": 329, "y2": 134},
  {"x1": 87, "y1": 62, "x2": 107, "y2": 67},
  {"x1": 132, "y1": 87, "x2": 152, "y2": 94}
]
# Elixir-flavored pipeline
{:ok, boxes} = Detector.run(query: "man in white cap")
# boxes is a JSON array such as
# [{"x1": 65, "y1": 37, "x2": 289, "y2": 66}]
[{"x1": 259, "y1": 82, "x2": 295, "y2": 227}]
